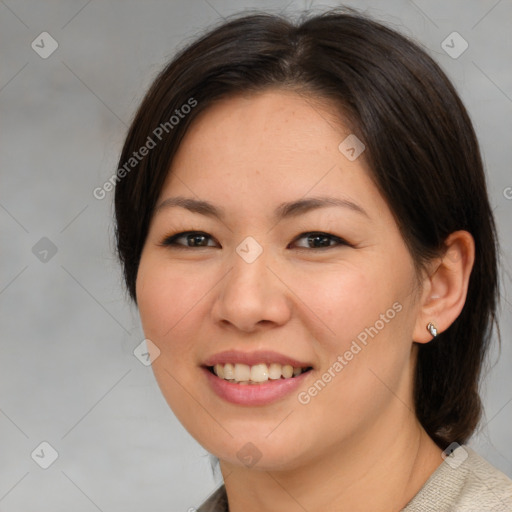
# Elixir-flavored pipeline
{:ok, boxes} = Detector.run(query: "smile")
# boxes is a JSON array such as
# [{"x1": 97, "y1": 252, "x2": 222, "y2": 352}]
[
  {"x1": 209, "y1": 363, "x2": 312, "y2": 384},
  {"x1": 202, "y1": 349, "x2": 314, "y2": 405}
]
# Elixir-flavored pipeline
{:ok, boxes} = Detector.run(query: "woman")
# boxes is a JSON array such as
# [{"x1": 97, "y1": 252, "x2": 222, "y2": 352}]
[{"x1": 114, "y1": 7, "x2": 512, "y2": 511}]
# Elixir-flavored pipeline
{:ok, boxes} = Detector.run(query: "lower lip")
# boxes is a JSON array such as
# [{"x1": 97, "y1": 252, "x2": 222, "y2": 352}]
[{"x1": 202, "y1": 367, "x2": 311, "y2": 406}]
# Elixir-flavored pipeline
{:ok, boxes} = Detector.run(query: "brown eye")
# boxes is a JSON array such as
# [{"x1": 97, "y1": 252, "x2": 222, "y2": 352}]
[
  {"x1": 160, "y1": 231, "x2": 349, "y2": 250},
  {"x1": 291, "y1": 232, "x2": 349, "y2": 250},
  {"x1": 161, "y1": 231, "x2": 219, "y2": 248}
]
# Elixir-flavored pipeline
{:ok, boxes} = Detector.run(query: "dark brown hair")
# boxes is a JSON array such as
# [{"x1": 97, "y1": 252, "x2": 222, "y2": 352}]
[{"x1": 114, "y1": 7, "x2": 500, "y2": 449}]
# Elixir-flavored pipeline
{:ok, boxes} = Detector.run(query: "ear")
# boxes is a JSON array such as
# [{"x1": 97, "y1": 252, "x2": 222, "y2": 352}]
[{"x1": 413, "y1": 230, "x2": 475, "y2": 343}]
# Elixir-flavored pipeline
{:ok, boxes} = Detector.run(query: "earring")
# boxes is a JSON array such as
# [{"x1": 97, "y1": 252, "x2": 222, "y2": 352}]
[{"x1": 426, "y1": 322, "x2": 438, "y2": 338}]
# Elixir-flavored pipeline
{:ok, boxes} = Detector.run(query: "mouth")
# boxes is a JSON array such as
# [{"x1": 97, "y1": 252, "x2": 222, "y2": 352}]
[
  {"x1": 201, "y1": 350, "x2": 315, "y2": 405},
  {"x1": 207, "y1": 363, "x2": 313, "y2": 384}
]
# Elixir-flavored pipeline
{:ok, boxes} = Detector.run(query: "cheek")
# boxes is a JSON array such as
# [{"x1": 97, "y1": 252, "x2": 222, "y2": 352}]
[
  {"x1": 287, "y1": 261, "x2": 392, "y2": 351},
  {"x1": 135, "y1": 257, "x2": 204, "y2": 399},
  {"x1": 136, "y1": 255, "x2": 208, "y2": 342},
  {"x1": 289, "y1": 258, "x2": 414, "y2": 400},
  {"x1": 135, "y1": 256, "x2": 210, "y2": 422},
  {"x1": 325, "y1": 277, "x2": 414, "y2": 402}
]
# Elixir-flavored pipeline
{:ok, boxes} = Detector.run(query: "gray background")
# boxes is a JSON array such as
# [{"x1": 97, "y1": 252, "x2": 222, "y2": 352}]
[{"x1": 1, "y1": 0, "x2": 511, "y2": 510}]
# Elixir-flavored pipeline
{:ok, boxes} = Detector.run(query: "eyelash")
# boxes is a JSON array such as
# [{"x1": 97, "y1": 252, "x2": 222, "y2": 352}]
[{"x1": 159, "y1": 231, "x2": 351, "y2": 250}]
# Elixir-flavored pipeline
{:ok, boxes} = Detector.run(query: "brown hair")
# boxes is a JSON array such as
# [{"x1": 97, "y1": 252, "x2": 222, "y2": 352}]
[{"x1": 114, "y1": 7, "x2": 500, "y2": 449}]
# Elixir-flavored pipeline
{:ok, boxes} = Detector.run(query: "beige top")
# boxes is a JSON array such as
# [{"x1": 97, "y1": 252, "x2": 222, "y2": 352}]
[{"x1": 197, "y1": 445, "x2": 512, "y2": 511}]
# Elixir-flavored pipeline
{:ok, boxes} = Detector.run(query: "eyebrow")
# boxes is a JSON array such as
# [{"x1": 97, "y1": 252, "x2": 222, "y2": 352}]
[{"x1": 154, "y1": 195, "x2": 370, "y2": 221}]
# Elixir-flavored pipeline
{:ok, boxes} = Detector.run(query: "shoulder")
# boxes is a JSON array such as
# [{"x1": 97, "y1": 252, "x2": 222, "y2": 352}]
[
  {"x1": 402, "y1": 444, "x2": 512, "y2": 512},
  {"x1": 196, "y1": 446, "x2": 512, "y2": 512}
]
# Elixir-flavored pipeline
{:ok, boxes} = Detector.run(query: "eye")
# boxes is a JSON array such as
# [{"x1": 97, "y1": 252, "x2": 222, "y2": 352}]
[
  {"x1": 160, "y1": 231, "x2": 219, "y2": 248},
  {"x1": 159, "y1": 230, "x2": 350, "y2": 250},
  {"x1": 290, "y1": 232, "x2": 349, "y2": 250}
]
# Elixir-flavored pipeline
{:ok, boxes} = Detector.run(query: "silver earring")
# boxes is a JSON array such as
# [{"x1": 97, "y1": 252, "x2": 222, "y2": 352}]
[{"x1": 427, "y1": 322, "x2": 438, "y2": 338}]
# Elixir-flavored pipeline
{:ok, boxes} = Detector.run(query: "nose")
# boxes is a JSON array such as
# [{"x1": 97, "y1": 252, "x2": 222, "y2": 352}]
[{"x1": 211, "y1": 244, "x2": 292, "y2": 333}]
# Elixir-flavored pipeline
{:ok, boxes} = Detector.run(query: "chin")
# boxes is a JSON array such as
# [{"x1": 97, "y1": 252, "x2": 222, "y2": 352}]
[{"x1": 201, "y1": 431, "x2": 311, "y2": 472}]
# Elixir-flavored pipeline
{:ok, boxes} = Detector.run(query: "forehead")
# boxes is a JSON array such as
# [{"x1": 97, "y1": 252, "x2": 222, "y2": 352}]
[
  {"x1": 160, "y1": 89, "x2": 385, "y2": 219},
  {"x1": 173, "y1": 89, "x2": 350, "y2": 166}
]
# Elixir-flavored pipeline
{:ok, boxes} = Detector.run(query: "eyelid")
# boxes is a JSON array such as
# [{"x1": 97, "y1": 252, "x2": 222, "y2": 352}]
[
  {"x1": 159, "y1": 231, "x2": 219, "y2": 248},
  {"x1": 290, "y1": 231, "x2": 350, "y2": 249},
  {"x1": 160, "y1": 230, "x2": 351, "y2": 250}
]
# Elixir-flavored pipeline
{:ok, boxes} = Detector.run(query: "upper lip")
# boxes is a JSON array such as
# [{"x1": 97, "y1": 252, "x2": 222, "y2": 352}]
[{"x1": 203, "y1": 350, "x2": 313, "y2": 368}]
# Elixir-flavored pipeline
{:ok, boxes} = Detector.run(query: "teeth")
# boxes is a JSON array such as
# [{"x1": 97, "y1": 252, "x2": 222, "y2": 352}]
[
  {"x1": 250, "y1": 363, "x2": 269, "y2": 382},
  {"x1": 214, "y1": 364, "x2": 224, "y2": 379},
  {"x1": 234, "y1": 363, "x2": 251, "y2": 381},
  {"x1": 268, "y1": 363, "x2": 282, "y2": 380},
  {"x1": 223, "y1": 363, "x2": 234, "y2": 379},
  {"x1": 211, "y1": 362, "x2": 309, "y2": 383},
  {"x1": 282, "y1": 365, "x2": 293, "y2": 378}
]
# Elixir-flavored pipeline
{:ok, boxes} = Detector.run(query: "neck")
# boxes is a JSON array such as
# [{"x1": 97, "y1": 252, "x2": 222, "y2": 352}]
[{"x1": 219, "y1": 408, "x2": 442, "y2": 512}]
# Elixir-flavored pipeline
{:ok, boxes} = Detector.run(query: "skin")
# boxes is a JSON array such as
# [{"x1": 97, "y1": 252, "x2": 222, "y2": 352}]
[{"x1": 136, "y1": 89, "x2": 475, "y2": 512}]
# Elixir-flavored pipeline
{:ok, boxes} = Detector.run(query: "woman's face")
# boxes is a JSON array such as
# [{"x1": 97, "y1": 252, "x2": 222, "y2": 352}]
[{"x1": 136, "y1": 89, "x2": 424, "y2": 470}]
